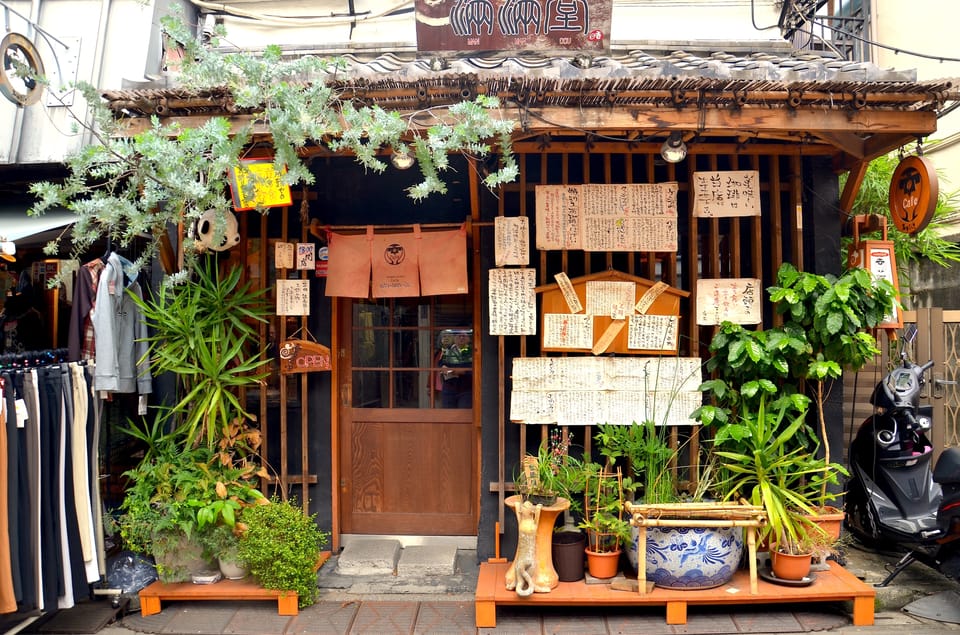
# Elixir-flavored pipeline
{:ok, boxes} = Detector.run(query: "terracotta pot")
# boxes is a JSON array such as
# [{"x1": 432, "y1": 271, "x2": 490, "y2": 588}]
[
  {"x1": 584, "y1": 548, "x2": 620, "y2": 579},
  {"x1": 808, "y1": 506, "x2": 844, "y2": 542},
  {"x1": 770, "y1": 549, "x2": 813, "y2": 581}
]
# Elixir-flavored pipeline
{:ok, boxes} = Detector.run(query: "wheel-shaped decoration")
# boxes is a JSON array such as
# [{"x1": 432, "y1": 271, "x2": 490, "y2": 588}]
[{"x1": 0, "y1": 32, "x2": 44, "y2": 107}]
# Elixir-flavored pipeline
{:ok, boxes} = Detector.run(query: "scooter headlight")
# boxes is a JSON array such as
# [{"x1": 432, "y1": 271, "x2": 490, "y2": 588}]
[{"x1": 917, "y1": 416, "x2": 932, "y2": 431}]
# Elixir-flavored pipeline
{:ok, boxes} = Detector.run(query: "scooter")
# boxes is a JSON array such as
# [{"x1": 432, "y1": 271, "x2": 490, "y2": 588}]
[{"x1": 844, "y1": 325, "x2": 960, "y2": 586}]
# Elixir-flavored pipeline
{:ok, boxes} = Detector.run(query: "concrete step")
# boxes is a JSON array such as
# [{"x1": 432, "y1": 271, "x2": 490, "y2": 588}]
[{"x1": 334, "y1": 539, "x2": 459, "y2": 577}]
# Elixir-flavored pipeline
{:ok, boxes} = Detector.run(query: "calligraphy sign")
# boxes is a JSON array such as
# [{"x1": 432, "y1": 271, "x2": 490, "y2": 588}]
[
  {"x1": 414, "y1": 0, "x2": 611, "y2": 52},
  {"x1": 692, "y1": 171, "x2": 761, "y2": 217},
  {"x1": 279, "y1": 340, "x2": 332, "y2": 375},
  {"x1": 855, "y1": 240, "x2": 902, "y2": 330},
  {"x1": 696, "y1": 278, "x2": 762, "y2": 325},
  {"x1": 228, "y1": 159, "x2": 293, "y2": 211},
  {"x1": 889, "y1": 155, "x2": 938, "y2": 235}
]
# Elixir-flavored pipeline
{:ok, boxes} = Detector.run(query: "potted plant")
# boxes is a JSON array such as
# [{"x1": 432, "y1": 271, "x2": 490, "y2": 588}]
[
  {"x1": 710, "y1": 396, "x2": 835, "y2": 581},
  {"x1": 515, "y1": 430, "x2": 586, "y2": 508},
  {"x1": 199, "y1": 522, "x2": 249, "y2": 580},
  {"x1": 236, "y1": 497, "x2": 329, "y2": 608},
  {"x1": 578, "y1": 463, "x2": 631, "y2": 579},
  {"x1": 117, "y1": 422, "x2": 266, "y2": 582}
]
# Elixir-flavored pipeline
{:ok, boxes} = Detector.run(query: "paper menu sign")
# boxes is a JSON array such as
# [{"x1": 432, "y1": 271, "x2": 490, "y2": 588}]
[
  {"x1": 488, "y1": 268, "x2": 537, "y2": 335},
  {"x1": 494, "y1": 216, "x2": 529, "y2": 266},
  {"x1": 692, "y1": 170, "x2": 761, "y2": 217},
  {"x1": 696, "y1": 278, "x2": 762, "y2": 325},
  {"x1": 276, "y1": 279, "x2": 310, "y2": 316}
]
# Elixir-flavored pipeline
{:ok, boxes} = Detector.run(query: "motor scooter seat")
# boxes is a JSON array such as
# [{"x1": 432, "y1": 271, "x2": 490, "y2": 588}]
[{"x1": 933, "y1": 447, "x2": 960, "y2": 484}]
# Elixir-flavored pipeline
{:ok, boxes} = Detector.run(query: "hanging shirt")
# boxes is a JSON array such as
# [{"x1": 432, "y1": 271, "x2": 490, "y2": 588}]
[{"x1": 91, "y1": 253, "x2": 152, "y2": 395}]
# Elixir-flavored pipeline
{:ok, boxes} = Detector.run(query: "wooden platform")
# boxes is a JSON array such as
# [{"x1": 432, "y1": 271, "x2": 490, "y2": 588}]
[
  {"x1": 475, "y1": 560, "x2": 875, "y2": 628},
  {"x1": 138, "y1": 578, "x2": 298, "y2": 617}
]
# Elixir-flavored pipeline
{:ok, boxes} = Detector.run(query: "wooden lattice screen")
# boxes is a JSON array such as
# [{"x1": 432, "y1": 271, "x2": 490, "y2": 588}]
[{"x1": 491, "y1": 146, "x2": 804, "y2": 528}]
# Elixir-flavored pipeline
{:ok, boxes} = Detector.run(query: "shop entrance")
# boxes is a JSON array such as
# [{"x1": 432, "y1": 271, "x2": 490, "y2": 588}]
[{"x1": 336, "y1": 295, "x2": 478, "y2": 536}]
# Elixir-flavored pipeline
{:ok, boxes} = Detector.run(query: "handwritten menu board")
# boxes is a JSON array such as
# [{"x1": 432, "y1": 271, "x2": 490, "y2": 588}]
[
  {"x1": 585, "y1": 281, "x2": 635, "y2": 318},
  {"x1": 276, "y1": 279, "x2": 310, "y2": 316},
  {"x1": 510, "y1": 356, "x2": 703, "y2": 426},
  {"x1": 494, "y1": 216, "x2": 530, "y2": 266},
  {"x1": 696, "y1": 278, "x2": 762, "y2": 325},
  {"x1": 543, "y1": 314, "x2": 593, "y2": 349},
  {"x1": 535, "y1": 183, "x2": 678, "y2": 251},
  {"x1": 692, "y1": 170, "x2": 761, "y2": 217},
  {"x1": 488, "y1": 268, "x2": 537, "y2": 335},
  {"x1": 296, "y1": 243, "x2": 315, "y2": 270}
]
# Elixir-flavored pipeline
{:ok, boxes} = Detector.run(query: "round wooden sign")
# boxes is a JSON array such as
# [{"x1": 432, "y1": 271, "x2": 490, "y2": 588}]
[
  {"x1": 0, "y1": 32, "x2": 44, "y2": 107},
  {"x1": 889, "y1": 155, "x2": 938, "y2": 235}
]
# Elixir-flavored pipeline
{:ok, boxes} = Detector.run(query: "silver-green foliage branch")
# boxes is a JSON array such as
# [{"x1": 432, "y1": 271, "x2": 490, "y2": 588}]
[{"x1": 29, "y1": 9, "x2": 518, "y2": 279}]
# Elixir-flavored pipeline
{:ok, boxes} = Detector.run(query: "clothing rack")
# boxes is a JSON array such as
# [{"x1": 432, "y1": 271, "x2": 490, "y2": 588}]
[{"x1": 0, "y1": 348, "x2": 69, "y2": 370}]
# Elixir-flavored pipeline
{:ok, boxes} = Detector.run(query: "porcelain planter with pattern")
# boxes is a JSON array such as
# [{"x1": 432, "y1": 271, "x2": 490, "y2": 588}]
[{"x1": 628, "y1": 525, "x2": 744, "y2": 590}]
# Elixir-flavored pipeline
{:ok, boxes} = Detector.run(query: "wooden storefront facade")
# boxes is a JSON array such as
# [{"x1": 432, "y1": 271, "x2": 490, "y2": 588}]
[{"x1": 104, "y1": 56, "x2": 958, "y2": 557}]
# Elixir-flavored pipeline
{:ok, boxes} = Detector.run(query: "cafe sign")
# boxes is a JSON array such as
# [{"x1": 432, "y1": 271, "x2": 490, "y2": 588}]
[
  {"x1": 889, "y1": 155, "x2": 938, "y2": 235},
  {"x1": 415, "y1": 0, "x2": 611, "y2": 52}
]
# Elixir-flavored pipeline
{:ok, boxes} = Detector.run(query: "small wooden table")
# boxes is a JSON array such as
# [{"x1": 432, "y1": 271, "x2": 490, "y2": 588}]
[{"x1": 138, "y1": 578, "x2": 298, "y2": 616}]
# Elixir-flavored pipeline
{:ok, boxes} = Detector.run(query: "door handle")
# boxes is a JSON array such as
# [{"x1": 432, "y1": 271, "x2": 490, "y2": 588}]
[{"x1": 933, "y1": 373, "x2": 957, "y2": 399}]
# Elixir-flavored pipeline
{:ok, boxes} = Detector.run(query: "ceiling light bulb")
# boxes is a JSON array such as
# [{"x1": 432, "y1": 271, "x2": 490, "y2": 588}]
[
  {"x1": 391, "y1": 150, "x2": 415, "y2": 170},
  {"x1": 660, "y1": 132, "x2": 688, "y2": 163}
]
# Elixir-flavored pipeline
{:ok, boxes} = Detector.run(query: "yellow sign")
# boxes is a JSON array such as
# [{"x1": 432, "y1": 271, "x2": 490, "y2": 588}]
[{"x1": 228, "y1": 159, "x2": 293, "y2": 210}]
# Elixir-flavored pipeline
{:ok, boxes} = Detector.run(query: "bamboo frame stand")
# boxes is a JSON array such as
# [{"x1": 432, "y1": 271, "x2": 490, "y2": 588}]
[{"x1": 625, "y1": 501, "x2": 767, "y2": 595}]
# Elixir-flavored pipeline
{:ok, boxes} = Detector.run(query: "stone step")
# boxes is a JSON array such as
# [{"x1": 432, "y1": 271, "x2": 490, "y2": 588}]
[{"x1": 334, "y1": 539, "x2": 459, "y2": 577}]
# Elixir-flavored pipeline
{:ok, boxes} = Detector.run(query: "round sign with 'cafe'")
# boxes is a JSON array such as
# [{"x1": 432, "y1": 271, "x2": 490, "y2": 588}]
[{"x1": 889, "y1": 155, "x2": 938, "y2": 235}]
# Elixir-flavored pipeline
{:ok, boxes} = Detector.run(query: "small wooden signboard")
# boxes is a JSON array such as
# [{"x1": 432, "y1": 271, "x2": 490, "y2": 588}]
[
  {"x1": 279, "y1": 339, "x2": 332, "y2": 374},
  {"x1": 536, "y1": 270, "x2": 688, "y2": 355}
]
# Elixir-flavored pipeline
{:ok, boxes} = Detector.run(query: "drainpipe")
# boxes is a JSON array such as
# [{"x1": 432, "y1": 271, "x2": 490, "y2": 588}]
[
  {"x1": 7, "y1": 0, "x2": 41, "y2": 162},
  {"x1": 83, "y1": 0, "x2": 112, "y2": 147}
]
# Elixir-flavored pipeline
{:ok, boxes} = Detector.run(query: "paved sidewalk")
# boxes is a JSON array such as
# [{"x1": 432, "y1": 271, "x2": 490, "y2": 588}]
[{"x1": 16, "y1": 542, "x2": 960, "y2": 635}]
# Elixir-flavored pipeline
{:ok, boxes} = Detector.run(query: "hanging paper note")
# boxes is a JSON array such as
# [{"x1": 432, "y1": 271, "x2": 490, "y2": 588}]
[
  {"x1": 628, "y1": 314, "x2": 679, "y2": 351},
  {"x1": 488, "y1": 268, "x2": 536, "y2": 335},
  {"x1": 494, "y1": 216, "x2": 530, "y2": 266},
  {"x1": 275, "y1": 242, "x2": 295, "y2": 270},
  {"x1": 696, "y1": 278, "x2": 762, "y2": 325},
  {"x1": 635, "y1": 281, "x2": 669, "y2": 314},
  {"x1": 554, "y1": 272, "x2": 583, "y2": 313},
  {"x1": 296, "y1": 243, "x2": 315, "y2": 270},
  {"x1": 276, "y1": 279, "x2": 310, "y2": 316},
  {"x1": 592, "y1": 318, "x2": 626, "y2": 355},
  {"x1": 585, "y1": 280, "x2": 635, "y2": 318},
  {"x1": 543, "y1": 313, "x2": 593, "y2": 349},
  {"x1": 692, "y1": 170, "x2": 761, "y2": 217}
]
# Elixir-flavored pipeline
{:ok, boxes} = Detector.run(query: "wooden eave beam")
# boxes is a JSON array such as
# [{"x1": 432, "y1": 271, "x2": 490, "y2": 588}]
[{"x1": 839, "y1": 160, "x2": 869, "y2": 217}]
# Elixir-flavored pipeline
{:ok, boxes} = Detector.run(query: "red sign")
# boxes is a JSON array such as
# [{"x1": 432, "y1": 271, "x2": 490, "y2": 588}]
[
  {"x1": 414, "y1": 0, "x2": 611, "y2": 52},
  {"x1": 889, "y1": 155, "x2": 938, "y2": 235}
]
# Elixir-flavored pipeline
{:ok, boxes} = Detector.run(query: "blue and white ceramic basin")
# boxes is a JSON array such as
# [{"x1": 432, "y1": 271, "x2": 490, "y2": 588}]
[{"x1": 628, "y1": 525, "x2": 744, "y2": 590}]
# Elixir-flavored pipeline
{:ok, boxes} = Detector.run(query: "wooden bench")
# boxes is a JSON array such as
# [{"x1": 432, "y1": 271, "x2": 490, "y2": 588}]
[
  {"x1": 138, "y1": 578, "x2": 298, "y2": 617},
  {"x1": 475, "y1": 560, "x2": 875, "y2": 628}
]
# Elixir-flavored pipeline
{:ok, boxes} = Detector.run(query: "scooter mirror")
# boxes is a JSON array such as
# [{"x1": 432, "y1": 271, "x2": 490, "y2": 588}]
[{"x1": 903, "y1": 324, "x2": 918, "y2": 344}]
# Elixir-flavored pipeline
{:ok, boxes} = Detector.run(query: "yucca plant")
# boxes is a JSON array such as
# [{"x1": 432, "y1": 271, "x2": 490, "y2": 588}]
[{"x1": 132, "y1": 253, "x2": 271, "y2": 449}]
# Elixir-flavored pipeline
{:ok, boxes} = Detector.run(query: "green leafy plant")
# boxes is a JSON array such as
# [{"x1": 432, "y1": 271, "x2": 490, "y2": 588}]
[
  {"x1": 236, "y1": 497, "x2": 329, "y2": 608},
  {"x1": 711, "y1": 397, "x2": 841, "y2": 555},
  {"x1": 132, "y1": 254, "x2": 271, "y2": 449},
  {"x1": 595, "y1": 421, "x2": 678, "y2": 505},
  {"x1": 578, "y1": 464, "x2": 632, "y2": 553},
  {"x1": 515, "y1": 430, "x2": 586, "y2": 511},
  {"x1": 199, "y1": 522, "x2": 246, "y2": 569},
  {"x1": 28, "y1": 7, "x2": 518, "y2": 280}
]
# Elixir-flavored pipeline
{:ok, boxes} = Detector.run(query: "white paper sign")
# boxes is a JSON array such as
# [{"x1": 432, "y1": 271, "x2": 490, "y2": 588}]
[
  {"x1": 494, "y1": 216, "x2": 530, "y2": 266},
  {"x1": 488, "y1": 268, "x2": 537, "y2": 335},
  {"x1": 276, "y1": 279, "x2": 310, "y2": 316},
  {"x1": 554, "y1": 272, "x2": 583, "y2": 313},
  {"x1": 585, "y1": 281, "x2": 636, "y2": 318},
  {"x1": 543, "y1": 313, "x2": 594, "y2": 349},
  {"x1": 275, "y1": 242, "x2": 295, "y2": 270},
  {"x1": 296, "y1": 243, "x2": 316, "y2": 270},
  {"x1": 692, "y1": 171, "x2": 761, "y2": 217},
  {"x1": 696, "y1": 278, "x2": 762, "y2": 325},
  {"x1": 628, "y1": 314, "x2": 679, "y2": 351}
]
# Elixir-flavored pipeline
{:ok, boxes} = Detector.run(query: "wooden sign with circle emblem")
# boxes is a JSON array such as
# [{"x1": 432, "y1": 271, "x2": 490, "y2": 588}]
[
  {"x1": 889, "y1": 155, "x2": 938, "y2": 235},
  {"x1": 0, "y1": 32, "x2": 44, "y2": 107}
]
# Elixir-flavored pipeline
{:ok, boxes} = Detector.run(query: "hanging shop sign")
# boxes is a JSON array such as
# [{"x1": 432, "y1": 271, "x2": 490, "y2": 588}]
[
  {"x1": 414, "y1": 0, "x2": 611, "y2": 52},
  {"x1": 0, "y1": 32, "x2": 44, "y2": 106},
  {"x1": 228, "y1": 159, "x2": 293, "y2": 211},
  {"x1": 889, "y1": 155, "x2": 938, "y2": 236},
  {"x1": 279, "y1": 339, "x2": 332, "y2": 374}
]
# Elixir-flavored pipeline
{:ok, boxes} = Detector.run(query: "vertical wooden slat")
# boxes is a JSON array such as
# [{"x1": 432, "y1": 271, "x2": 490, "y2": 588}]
[
  {"x1": 330, "y1": 296, "x2": 341, "y2": 551},
  {"x1": 791, "y1": 154, "x2": 804, "y2": 271},
  {"x1": 495, "y1": 152, "x2": 512, "y2": 532},
  {"x1": 769, "y1": 155, "x2": 783, "y2": 326},
  {"x1": 259, "y1": 212, "x2": 270, "y2": 496},
  {"x1": 300, "y1": 200, "x2": 310, "y2": 510},
  {"x1": 730, "y1": 153, "x2": 741, "y2": 278},
  {"x1": 750, "y1": 154, "x2": 763, "y2": 285},
  {"x1": 279, "y1": 206, "x2": 289, "y2": 499}
]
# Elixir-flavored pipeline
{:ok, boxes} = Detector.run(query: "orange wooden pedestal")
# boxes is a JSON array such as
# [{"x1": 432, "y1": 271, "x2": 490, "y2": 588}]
[
  {"x1": 503, "y1": 495, "x2": 569, "y2": 592},
  {"x1": 475, "y1": 560, "x2": 875, "y2": 628},
  {"x1": 139, "y1": 578, "x2": 298, "y2": 617}
]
